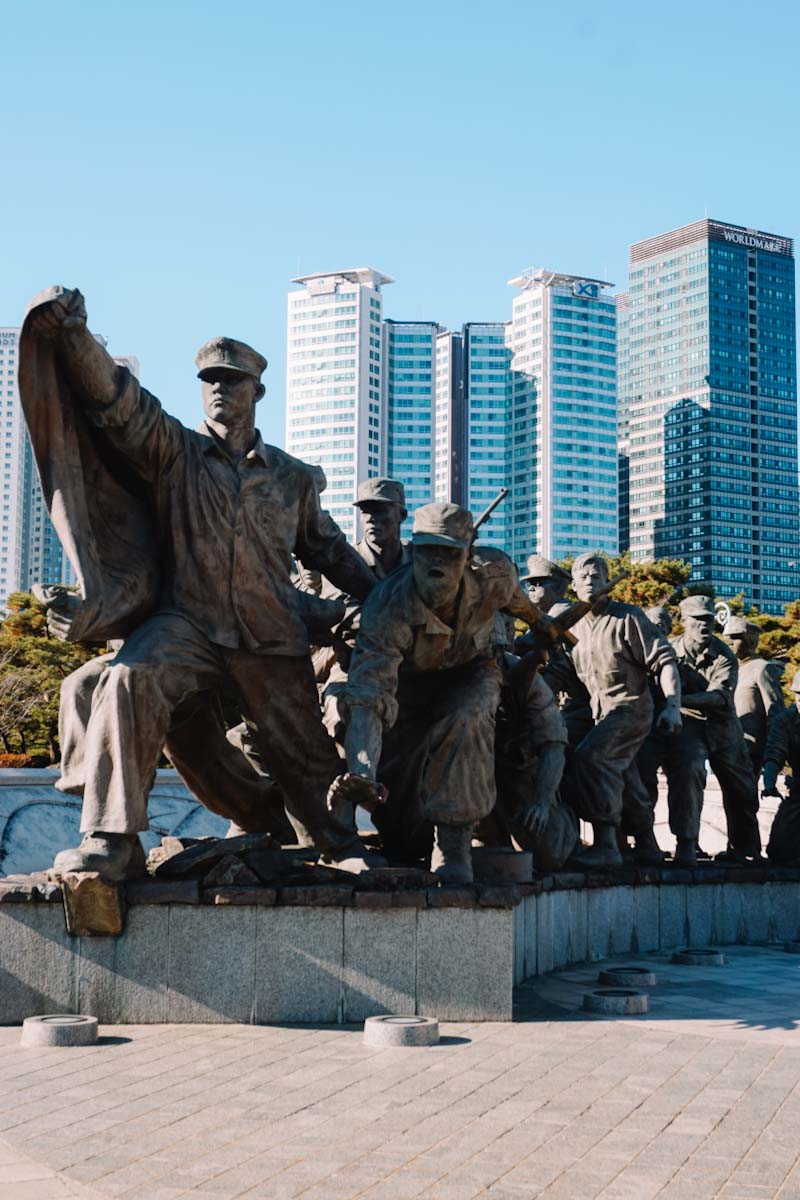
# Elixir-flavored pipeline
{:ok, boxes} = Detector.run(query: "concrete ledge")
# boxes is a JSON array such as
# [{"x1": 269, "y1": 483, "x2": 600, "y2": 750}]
[{"x1": 2, "y1": 870, "x2": 799, "y2": 1024}]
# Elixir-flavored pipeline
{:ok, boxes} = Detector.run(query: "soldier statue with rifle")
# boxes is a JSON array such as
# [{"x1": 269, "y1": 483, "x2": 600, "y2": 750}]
[{"x1": 329, "y1": 494, "x2": 578, "y2": 883}]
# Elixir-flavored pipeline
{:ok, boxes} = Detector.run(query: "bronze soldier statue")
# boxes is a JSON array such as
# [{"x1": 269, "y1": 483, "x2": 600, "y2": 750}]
[
  {"x1": 764, "y1": 669, "x2": 800, "y2": 864},
  {"x1": 487, "y1": 643, "x2": 578, "y2": 871},
  {"x1": 726, "y1": 616, "x2": 784, "y2": 782},
  {"x1": 20, "y1": 286, "x2": 379, "y2": 879},
  {"x1": 666, "y1": 596, "x2": 761, "y2": 865},
  {"x1": 331, "y1": 503, "x2": 525, "y2": 884},
  {"x1": 564, "y1": 554, "x2": 682, "y2": 868}
]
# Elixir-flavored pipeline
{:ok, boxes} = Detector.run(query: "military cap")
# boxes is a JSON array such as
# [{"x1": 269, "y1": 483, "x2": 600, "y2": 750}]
[
  {"x1": 412, "y1": 502, "x2": 473, "y2": 549},
  {"x1": 353, "y1": 477, "x2": 406, "y2": 508},
  {"x1": 679, "y1": 594, "x2": 716, "y2": 619},
  {"x1": 520, "y1": 554, "x2": 570, "y2": 583},
  {"x1": 195, "y1": 337, "x2": 267, "y2": 380},
  {"x1": 726, "y1": 616, "x2": 759, "y2": 638}
]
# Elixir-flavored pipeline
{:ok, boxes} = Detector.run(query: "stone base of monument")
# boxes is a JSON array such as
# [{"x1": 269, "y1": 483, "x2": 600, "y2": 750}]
[
  {"x1": 20, "y1": 1014, "x2": 98, "y2": 1047},
  {"x1": 1, "y1": 862, "x2": 799, "y2": 1024},
  {"x1": 363, "y1": 1015, "x2": 439, "y2": 1047}
]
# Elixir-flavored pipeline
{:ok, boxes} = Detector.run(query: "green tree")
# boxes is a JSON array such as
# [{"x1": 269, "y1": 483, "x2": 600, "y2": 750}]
[{"x1": 0, "y1": 593, "x2": 100, "y2": 762}]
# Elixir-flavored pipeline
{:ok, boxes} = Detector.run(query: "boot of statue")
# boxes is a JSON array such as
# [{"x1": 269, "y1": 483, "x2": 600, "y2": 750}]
[
  {"x1": 573, "y1": 823, "x2": 624, "y2": 869},
  {"x1": 431, "y1": 823, "x2": 474, "y2": 885},
  {"x1": 52, "y1": 832, "x2": 147, "y2": 882},
  {"x1": 674, "y1": 837, "x2": 698, "y2": 867},
  {"x1": 633, "y1": 827, "x2": 667, "y2": 865}
]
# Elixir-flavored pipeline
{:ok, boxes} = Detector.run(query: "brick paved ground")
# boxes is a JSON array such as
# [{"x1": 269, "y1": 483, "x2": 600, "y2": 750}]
[{"x1": 1, "y1": 945, "x2": 800, "y2": 1200}]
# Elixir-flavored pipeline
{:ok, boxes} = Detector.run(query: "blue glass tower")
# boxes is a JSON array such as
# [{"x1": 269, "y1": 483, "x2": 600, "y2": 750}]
[{"x1": 625, "y1": 219, "x2": 798, "y2": 612}]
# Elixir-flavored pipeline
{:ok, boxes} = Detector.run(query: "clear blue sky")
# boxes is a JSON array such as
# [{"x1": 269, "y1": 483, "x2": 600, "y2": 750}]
[{"x1": 2, "y1": 0, "x2": 798, "y2": 446}]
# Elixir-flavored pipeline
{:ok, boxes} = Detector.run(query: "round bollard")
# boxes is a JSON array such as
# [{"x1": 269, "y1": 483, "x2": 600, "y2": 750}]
[
  {"x1": 582, "y1": 989, "x2": 649, "y2": 1015},
  {"x1": 598, "y1": 966, "x2": 657, "y2": 987},
  {"x1": 363, "y1": 1015, "x2": 439, "y2": 1047},
  {"x1": 671, "y1": 949, "x2": 726, "y2": 966},
  {"x1": 784, "y1": 941, "x2": 800, "y2": 954},
  {"x1": 21, "y1": 1015, "x2": 98, "y2": 1047}
]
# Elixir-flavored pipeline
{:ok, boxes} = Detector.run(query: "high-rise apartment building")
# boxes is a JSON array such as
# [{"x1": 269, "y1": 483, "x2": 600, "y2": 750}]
[
  {"x1": 0, "y1": 329, "x2": 27, "y2": 603},
  {"x1": 616, "y1": 292, "x2": 631, "y2": 553},
  {"x1": 384, "y1": 320, "x2": 441, "y2": 531},
  {"x1": 624, "y1": 218, "x2": 798, "y2": 611},
  {"x1": 507, "y1": 270, "x2": 618, "y2": 563},
  {"x1": 285, "y1": 264, "x2": 621, "y2": 569},
  {"x1": 0, "y1": 331, "x2": 137, "y2": 605},
  {"x1": 463, "y1": 322, "x2": 512, "y2": 548},
  {"x1": 433, "y1": 331, "x2": 465, "y2": 507},
  {"x1": 285, "y1": 268, "x2": 392, "y2": 542}
]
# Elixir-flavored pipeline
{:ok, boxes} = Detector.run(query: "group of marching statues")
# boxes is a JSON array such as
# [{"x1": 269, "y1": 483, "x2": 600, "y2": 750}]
[{"x1": 19, "y1": 286, "x2": 800, "y2": 884}]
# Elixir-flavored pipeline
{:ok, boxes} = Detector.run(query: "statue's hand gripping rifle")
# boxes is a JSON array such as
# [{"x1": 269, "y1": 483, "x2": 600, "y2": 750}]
[
  {"x1": 470, "y1": 486, "x2": 628, "y2": 656},
  {"x1": 506, "y1": 570, "x2": 630, "y2": 695}
]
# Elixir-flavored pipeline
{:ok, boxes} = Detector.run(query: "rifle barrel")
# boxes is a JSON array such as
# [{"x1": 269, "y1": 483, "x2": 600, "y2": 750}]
[{"x1": 473, "y1": 487, "x2": 508, "y2": 535}]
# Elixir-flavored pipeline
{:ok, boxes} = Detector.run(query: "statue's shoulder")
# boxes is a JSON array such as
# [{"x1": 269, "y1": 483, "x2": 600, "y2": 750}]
[
  {"x1": 361, "y1": 564, "x2": 414, "y2": 622},
  {"x1": 471, "y1": 546, "x2": 516, "y2": 584},
  {"x1": 259, "y1": 442, "x2": 318, "y2": 486}
]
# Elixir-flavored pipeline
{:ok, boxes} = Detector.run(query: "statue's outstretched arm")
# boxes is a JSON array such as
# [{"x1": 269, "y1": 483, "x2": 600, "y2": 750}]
[{"x1": 29, "y1": 288, "x2": 119, "y2": 407}]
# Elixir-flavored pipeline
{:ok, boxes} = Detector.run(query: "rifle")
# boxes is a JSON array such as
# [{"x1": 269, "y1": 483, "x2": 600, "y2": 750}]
[
  {"x1": 471, "y1": 487, "x2": 508, "y2": 542},
  {"x1": 507, "y1": 570, "x2": 630, "y2": 690}
]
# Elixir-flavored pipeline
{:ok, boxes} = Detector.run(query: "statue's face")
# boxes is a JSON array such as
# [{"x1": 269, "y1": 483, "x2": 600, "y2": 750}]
[
  {"x1": 793, "y1": 684, "x2": 800, "y2": 715},
  {"x1": 647, "y1": 608, "x2": 673, "y2": 637},
  {"x1": 201, "y1": 368, "x2": 260, "y2": 427},
  {"x1": 684, "y1": 613, "x2": 715, "y2": 650},
  {"x1": 525, "y1": 576, "x2": 566, "y2": 612},
  {"x1": 572, "y1": 557, "x2": 608, "y2": 603},
  {"x1": 359, "y1": 502, "x2": 404, "y2": 551},
  {"x1": 731, "y1": 630, "x2": 758, "y2": 659},
  {"x1": 412, "y1": 544, "x2": 468, "y2": 611}
]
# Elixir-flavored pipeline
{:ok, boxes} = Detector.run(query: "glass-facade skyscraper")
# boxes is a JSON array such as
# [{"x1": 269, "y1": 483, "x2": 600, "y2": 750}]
[
  {"x1": 285, "y1": 265, "x2": 623, "y2": 566},
  {"x1": 384, "y1": 320, "x2": 442, "y2": 535},
  {"x1": 286, "y1": 268, "x2": 391, "y2": 542},
  {"x1": 623, "y1": 219, "x2": 798, "y2": 611},
  {"x1": 463, "y1": 322, "x2": 512, "y2": 548},
  {"x1": 507, "y1": 270, "x2": 618, "y2": 562}
]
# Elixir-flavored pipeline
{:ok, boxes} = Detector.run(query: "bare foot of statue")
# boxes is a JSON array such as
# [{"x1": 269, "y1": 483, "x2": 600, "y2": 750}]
[
  {"x1": 572, "y1": 824, "x2": 624, "y2": 869},
  {"x1": 431, "y1": 823, "x2": 474, "y2": 885},
  {"x1": 633, "y1": 828, "x2": 667, "y2": 865},
  {"x1": 673, "y1": 837, "x2": 697, "y2": 866},
  {"x1": 52, "y1": 832, "x2": 146, "y2": 882},
  {"x1": 320, "y1": 774, "x2": 389, "y2": 872}
]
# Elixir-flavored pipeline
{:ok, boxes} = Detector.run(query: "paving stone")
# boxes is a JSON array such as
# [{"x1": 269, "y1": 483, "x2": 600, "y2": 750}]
[
  {"x1": 256, "y1": 907, "x2": 343, "y2": 1023},
  {"x1": 417, "y1": 906, "x2": 512, "y2": 1020}
]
